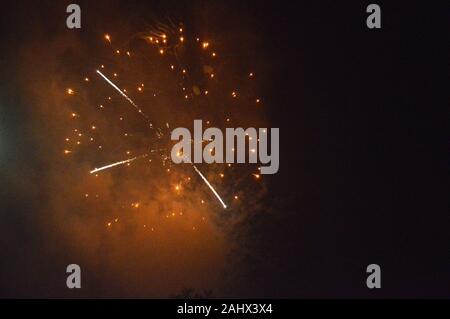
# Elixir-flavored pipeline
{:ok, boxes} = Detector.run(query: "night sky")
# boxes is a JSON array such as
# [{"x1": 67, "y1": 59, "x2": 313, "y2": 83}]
[{"x1": 0, "y1": 0, "x2": 448, "y2": 298}]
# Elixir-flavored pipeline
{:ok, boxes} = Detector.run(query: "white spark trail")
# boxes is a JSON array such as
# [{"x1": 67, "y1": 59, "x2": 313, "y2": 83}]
[
  {"x1": 90, "y1": 154, "x2": 148, "y2": 174},
  {"x1": 96, "y1": 69, "x2": 150, "y2": 121},
  {"x1": 193, "y1": 164, "x2": 227, "y2": 209}
]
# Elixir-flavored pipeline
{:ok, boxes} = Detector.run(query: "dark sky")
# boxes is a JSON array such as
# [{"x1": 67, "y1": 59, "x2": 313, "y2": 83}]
[{"x1": 0, "y1": 0, "x2": 448, "y2": 298}]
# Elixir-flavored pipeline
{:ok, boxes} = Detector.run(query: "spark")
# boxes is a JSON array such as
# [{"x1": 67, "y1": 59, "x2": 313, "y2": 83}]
[
  {"x1": 192, "y1": 165, "x2": 227, "y2": 209},
  {"x1": 90, "y1": 154, "x2": 148, "y2": 174}
]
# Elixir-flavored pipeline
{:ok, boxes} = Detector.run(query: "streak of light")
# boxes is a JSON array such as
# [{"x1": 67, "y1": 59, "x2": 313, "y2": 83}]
[
  {"x1": 192, "y1": 165, "x2": 227, "y2": 209},
  {"x1": 90, "y1": 154, "x2": 148, "y2": 174},
  {"x1": 96, "y1": 69, "x2": 151, "y2": 122}
]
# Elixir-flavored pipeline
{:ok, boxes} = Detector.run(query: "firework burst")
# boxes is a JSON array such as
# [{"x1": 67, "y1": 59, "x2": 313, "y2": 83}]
[{"x1": 64, "y1": 20, "x2": 267, "y2": 230}]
